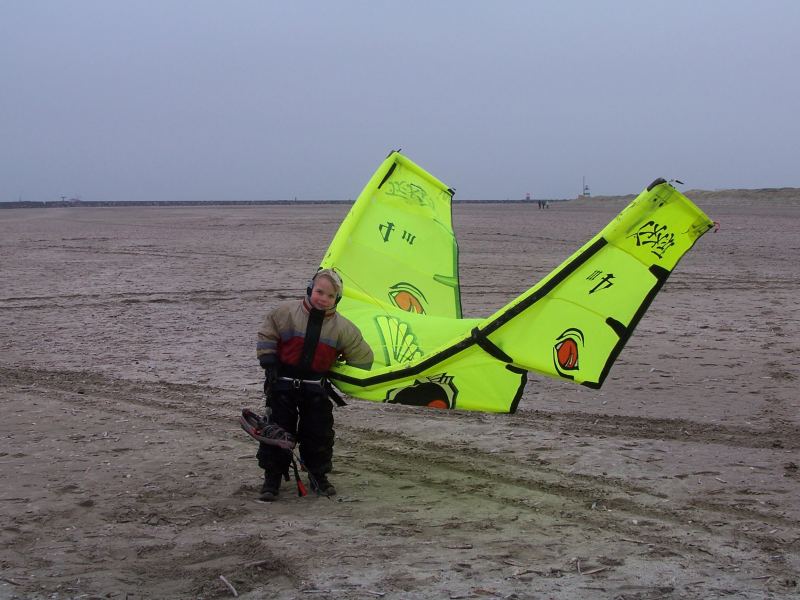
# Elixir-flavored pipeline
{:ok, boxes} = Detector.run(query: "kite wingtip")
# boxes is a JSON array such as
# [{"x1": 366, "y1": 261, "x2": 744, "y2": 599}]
[{"x1": 646, "y1": 177, "x2": 668, "y2": 192}]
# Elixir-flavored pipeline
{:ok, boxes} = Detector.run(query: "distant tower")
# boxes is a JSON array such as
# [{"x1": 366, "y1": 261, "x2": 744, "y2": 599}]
[{"x1": 581, "y1": 176, "x2": 591, "y2": 197}]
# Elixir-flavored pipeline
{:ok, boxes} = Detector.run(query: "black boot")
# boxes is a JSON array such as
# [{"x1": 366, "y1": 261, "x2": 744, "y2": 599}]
[
  {"x1": 309, "y1": 473, "x2": 336, "y2": 497},
  {"x1": 259, "y1": 472, "x2": 282, "y2": 502}
]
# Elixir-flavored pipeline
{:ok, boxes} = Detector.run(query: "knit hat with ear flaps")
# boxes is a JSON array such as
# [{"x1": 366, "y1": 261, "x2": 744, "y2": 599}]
[{"x1": 312, "y1": 268, "x2": 343, "y2": 299}]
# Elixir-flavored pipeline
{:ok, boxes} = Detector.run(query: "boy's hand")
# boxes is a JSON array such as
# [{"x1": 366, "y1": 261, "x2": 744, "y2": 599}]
[
  {"x1": 263, "y1": 366, "x2": 277, "y2": 400},
  {"x1": 258, "y1": 354, "x2": 275, "y2": 370},
  {"x1": 264, "y1": 365, "x2": 278, "y2": 385},
  {"x1": 259, "y1": 355, "x2": 278, "y2": 397}
]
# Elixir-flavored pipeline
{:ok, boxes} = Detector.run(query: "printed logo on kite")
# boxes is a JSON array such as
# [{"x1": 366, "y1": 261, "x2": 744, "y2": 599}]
[
  {"x1": 586, "y1": 269, "x2": 615, "y2": 294},
  {"x1": 553, "y1": 328, "x2": 584, "y2": 378},
  {"x1": 627, "y1": 220, "x2": 676, "y2": 259},
  {"x1": 388, "y1": 282, "x2": 428, "y2": 314},
  {"x1": 384, "y1": 373, "x2": 458, "y2": 409},
  {"x1": 375, "y1": 315, "x2": 424, "y2": 365},
  {"x1": 384, "y1": 179, "x2": 431, "y2": 208}
]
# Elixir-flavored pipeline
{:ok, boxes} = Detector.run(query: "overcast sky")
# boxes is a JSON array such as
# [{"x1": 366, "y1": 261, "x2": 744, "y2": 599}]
[{"x1": 2, "y1": 1, "x2": 798, "y2": 202}]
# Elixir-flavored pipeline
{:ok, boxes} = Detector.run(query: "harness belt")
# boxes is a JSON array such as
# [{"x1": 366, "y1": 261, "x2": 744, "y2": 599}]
[
  {"x1": 274, "y1": 376, "x2": 347, "y2": 407},
  {"x1": 277, "y1": 376, "x2": 325, "y2": 389}
]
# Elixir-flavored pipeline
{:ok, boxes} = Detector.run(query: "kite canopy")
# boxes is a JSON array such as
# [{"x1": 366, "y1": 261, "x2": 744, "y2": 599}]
[{"x1": 321, "y1": 151, "x2": 713, "y2": 413}]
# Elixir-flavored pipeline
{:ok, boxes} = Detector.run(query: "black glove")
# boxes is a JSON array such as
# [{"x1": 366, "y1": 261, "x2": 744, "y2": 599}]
[
  {"x1": 259, "y1": 355, "x2": 278, "y2": 398},
  {"x1": 264, "y1": 365, "x2": 278, "y2": 386},
  {"x1": 258, "y1": 354, "x2": 275, "y2": 370},
  {"x1": 262, "y1": 368, "x2": 277, "y2": 400}
]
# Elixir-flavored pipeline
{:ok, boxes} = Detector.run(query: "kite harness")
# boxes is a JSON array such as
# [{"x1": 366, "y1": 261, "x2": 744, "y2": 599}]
[
  {"x1": 272, "y1": 376, "x2": 346, "y2": 407},
  {"x1": 280, "y1": 302, "x2": 347, "y2": 407}
]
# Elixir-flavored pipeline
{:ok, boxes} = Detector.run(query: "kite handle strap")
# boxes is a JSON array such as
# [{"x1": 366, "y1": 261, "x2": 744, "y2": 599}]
[
  {"x1": 324, "y1": 380, "x2": 347, "y2": 407},
  {"x1": 470, "y1": 327, "x2": 513, "y2": 363}
]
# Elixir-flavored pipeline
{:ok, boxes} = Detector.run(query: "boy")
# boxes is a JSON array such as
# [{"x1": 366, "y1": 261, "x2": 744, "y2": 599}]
[{"x1": 255, "y1": 269, "x2": 373, "y2": 501}]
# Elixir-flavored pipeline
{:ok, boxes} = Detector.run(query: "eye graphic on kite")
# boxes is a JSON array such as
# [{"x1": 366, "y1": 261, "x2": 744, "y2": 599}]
[
  {"x1": 384, "y1": 374, "x2": 457, "y2": 409},
  {"x1": 388, "y1": 282, "x2": 427, "y2": 315},
  {"x1": 553, "y1": 328, "x2": 584, "y2": 378}
]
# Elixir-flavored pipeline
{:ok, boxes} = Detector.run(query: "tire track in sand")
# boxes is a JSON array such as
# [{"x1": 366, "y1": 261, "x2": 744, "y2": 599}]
[{"x1": 5, "y1": 365, "x2": 797, "y2": 569}]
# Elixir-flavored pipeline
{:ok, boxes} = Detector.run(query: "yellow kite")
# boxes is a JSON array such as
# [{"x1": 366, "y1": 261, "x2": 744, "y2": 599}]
[{"x1": 321, "y1": 151, "x2": 713, "y2": 413}]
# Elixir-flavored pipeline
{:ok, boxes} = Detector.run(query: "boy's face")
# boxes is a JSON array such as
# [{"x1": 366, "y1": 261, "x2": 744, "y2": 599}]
[{"x1": 309, "y1": 276, "x2": 338, "y2": 311}]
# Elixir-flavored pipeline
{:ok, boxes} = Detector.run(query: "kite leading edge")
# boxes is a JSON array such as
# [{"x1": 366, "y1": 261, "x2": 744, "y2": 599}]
[{"x1": 321, "y1": 151, "x2": 714, "y2": 413}]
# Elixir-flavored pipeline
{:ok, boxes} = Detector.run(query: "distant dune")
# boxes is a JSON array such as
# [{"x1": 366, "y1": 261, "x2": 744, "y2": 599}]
[
  {"x1": 2, "y1": 187, "x2": 798, "y2": 208},
  {"x1": 570, "y1": 186, "x2": 800, "y2": 209},
  {"x1": 684, "y1": 186, "x2": 800, "y2": 203}
]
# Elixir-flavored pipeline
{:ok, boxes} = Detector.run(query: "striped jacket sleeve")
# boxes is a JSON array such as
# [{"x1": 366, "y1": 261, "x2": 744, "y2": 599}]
[
  {"x1": 256, "y1": 308, "x2": 281, "y2": 363},
  {"x1": 338, "y1": 317, "x2": 373, "y2": 371}
]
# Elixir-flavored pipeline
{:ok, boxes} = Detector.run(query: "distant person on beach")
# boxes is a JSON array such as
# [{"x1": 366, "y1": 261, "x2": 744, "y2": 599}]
[{"x1": 255, "y1": 269, "x2": 373, "y2": 501}]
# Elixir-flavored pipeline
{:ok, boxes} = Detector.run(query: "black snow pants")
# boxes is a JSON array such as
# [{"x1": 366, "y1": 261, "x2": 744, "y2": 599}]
[{"x1": 256, "y1": 384, "x2": 334, "y2": 478}]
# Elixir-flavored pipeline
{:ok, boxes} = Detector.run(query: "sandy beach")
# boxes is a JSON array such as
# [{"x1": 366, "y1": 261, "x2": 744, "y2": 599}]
[{"x1": 1, "y1": 191, "x2": 798, "y2": 599}]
